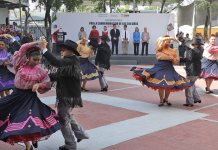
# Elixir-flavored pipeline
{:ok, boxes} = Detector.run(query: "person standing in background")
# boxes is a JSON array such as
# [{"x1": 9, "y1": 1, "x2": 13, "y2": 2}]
[
  {"x1": 184, "y1": 33, "x2": 191, "y2": 43},
  {"x1": 121, "y1": 25, "x2": 130, "y2": 55},
  {"x1": 141, "y1": 27, "x2": 150, "y2": 56},
  {"x1": 0, "y1": 34, "x2": 15, "y2": 97},
  {"x1": 102, "y1": 26, "x2": 108, "y2": 36},
  {"x1": 51, "y1": 25, "x2": 60, "y2": 54},
  {"x1": 89, "y1": 25, "x2": 100, "y2": 42},
  {"x1": 110, "y1": 24, "x2": 120, "y2": 55},
  {"x1": 178, "y1": 37, "x2": 189, "y2": 65},
  {"x1": 78, "y1": 27, "x2": 86, "y2": 40},
  {"x1": 133, "y1": 27, "x2": 140, "y2": 55}
]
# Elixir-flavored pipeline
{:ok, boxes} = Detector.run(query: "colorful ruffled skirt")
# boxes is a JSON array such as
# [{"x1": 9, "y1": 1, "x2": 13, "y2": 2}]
[
  {"x1": 0, "y1": 88, "x2": 61, "y2": 144},
  {"x1": 80, "y1": 58, "x2": 99, "y2": 80},
  {"x1": 0, "y1": 66, "x2": 14, "y2": 92},
  {"x1": 130, "y1": 60, "x2": 192, "y2": 92},
  {"x1": 200, "y1": 57, "x2": 218, "y2": 80}
]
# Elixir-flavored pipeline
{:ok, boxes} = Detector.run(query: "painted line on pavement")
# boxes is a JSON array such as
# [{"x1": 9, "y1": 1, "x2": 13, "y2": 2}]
[
  {"x1": 200, "y1": 118, "x2": 218, "y2": 123},
  {"x1": 106, "y1": 76, "x2": 141, "y2": 85},
  {"x1": 107, "y1": 85, "x2": 140, "y2": 92},
  {"x1": 192, "y1": 103, "x2": 218, "y2": 112},
  {"x1": 39, "y1": 93, "x2": 207, "y2": 150},
  {"x1": 106, "y1": 71, "x2": 131, "y2": 75}
]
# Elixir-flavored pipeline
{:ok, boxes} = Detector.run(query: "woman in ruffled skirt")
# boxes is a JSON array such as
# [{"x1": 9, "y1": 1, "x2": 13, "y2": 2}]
[
  {"x1": 200, "y1": 34, "x2": 218, "y2": 94},
  {"x1": 131, "y1": 36, "x2": 192, "y2": 106},
  {"x1": 0, "y1": 35, "x2": 15, "y2": 97},
  {"x1": 77, "y1": 38, "x2": 99, "y2": 91},
  {"x1": 0, "y1": 40, "x2": 61, "y2": 150}
]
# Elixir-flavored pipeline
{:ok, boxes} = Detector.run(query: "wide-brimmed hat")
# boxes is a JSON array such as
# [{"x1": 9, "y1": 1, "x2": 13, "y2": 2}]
[
  {"x1": 192, "y1": 38, "x2": 204, "y2": 45},
  {"x1": 59, "y1": 40, "x2": 80, "y2": 56}
]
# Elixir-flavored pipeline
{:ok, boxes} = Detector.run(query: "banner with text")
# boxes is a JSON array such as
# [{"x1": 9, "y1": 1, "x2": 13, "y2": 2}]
[{"x1": 53, "y1": 13, "x2": 174, "y2": 54}]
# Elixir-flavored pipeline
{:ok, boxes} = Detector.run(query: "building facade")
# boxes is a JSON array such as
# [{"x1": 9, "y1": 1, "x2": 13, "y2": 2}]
[{"x1": 0, "y1": 0, "x2": 28, "y2": 24}]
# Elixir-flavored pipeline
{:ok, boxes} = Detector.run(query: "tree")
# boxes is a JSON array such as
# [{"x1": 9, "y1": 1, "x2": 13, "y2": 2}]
[
  {"x1": 196, "y1": 0, "x2": 215, "y2": 39},
  {"x1": 160, "y1": 0, "x2": 167, "y2": 13},
  {"x1": 32, "y1": 0, "x2": 55, "y2": 48},
  {"x1": 23, "y1": 7, "x2": 30, "y2": 35},
  {"x1": 91, "y1": 0, "x2": 107, "y2": 12},
  {"x1": 91, "y1": 0, "x2": 120, "y2": 13},
  {"x1": 32, "y1": 0, "x2": 83, "y2": 48},
  {"x1": 63, "y1": 0, "x2": 83, "y2": 12}
]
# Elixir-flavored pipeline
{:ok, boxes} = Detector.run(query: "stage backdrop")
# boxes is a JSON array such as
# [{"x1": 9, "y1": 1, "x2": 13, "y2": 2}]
[{"x1": 53, "y1": 13, "x2": 174, "y2": 54}]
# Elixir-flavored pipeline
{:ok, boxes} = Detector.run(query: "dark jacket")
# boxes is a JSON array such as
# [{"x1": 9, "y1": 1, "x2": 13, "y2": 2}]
[
  {"x1": 185, "y1": 46, "x2": 204, "y2": 76},
  {"x1": 43, "y1": 51, "x2": 82, "y2": 108},
  {"x1": 110, "y1": 29, "x2": 120, "y2": 41},
  {"x1": 95, "y1": 42, "x2": 111, "y2": 70}
]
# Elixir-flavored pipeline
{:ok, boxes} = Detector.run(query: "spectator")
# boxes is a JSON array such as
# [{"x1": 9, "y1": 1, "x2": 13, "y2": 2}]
[
  {"x1": 133, "y1": 27, "x2": 140, "y2": 55},
  {"x1": 110, "y1": 24, "x2": 120, "y2": 55},
  {"x1": 141, "y1": 27, "x2": 150, "y2": 55},
  {"x1": 102, "y1": 26, "x2": 108, "y2": 36},
  {"x1": 78, "y1": 27, "x2": 86, "y2": 40},
  {"x1": 178, "y1": 37, "x2": 189, "y2": 65},
  {"x1": 88, "y1": 25, "x2": 100, "y2": 42},
  {"x1": 121, "y1": 25, "x2": 130, "y2": 55}
]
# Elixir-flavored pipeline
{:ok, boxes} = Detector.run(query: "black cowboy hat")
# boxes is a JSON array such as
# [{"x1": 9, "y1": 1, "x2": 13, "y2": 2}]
[
  {"x1": 59, "y1": 40, "x2": 80, "y2": 56},
  {"x1": 192, "y1": 38, "x2": 204, "y2": 45}
]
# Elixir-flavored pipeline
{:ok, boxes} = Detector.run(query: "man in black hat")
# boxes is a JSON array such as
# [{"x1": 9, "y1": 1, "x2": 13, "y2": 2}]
[
  {"x1": 95, "y1": 35, "x2": 111, "y2": 91},
  {"x1": 40, "y1": 39, "x2": 89, "y2": 150},
  {"x1": 183, "y1": 38, "x2": 204, "y2": 107}
]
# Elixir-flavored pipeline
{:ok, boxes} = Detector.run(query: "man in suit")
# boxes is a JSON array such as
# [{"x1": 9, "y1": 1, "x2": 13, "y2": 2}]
[
  {"x1": 110, "y1": 24, "x2": 120, "y2": 55},
  {"x1": 121, "y1": 25, "x2": 130, "y2": 55}
]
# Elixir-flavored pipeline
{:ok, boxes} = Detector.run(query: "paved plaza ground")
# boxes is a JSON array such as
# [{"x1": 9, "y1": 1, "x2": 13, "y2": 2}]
[{"x1": 1, "y1": 65, "x2": 218, "y2": 150}]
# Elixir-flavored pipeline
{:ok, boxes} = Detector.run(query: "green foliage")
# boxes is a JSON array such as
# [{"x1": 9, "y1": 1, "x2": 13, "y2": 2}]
[
  {"x1": 115, "y1": 7, "x2": 125, "y2": 13},
  {"x1": 122, "y1": 0, "x2": 141, "y2": 5},
  {"x1": 92, "y1": 0, "x2": 106, "y2": 12},
  {"x1": 195, "y1": 0, "x2": 210, "y2": 9},
  {"x1": 90, "y1": 0, "x2": 120, "y2": 12},
  {"x1": 115, "y1": 5, "x2": 130, "y2": 12},
  {"x1": 76, "y1": 5, "x2": 93, "y2": 12},
  {"x1": 32, "y1": 0, "x2": 83, "y2": 12},
  {"x1": 63, "y1": 0, "x2": 83, "y2": 12},
  {"x1": 52, "y1": 0, "x2": 62, "y2": 11},
  {"x1": 195, "y1": 0, "x2": 218, "y2": 10},
  {"x1": 143, "y1": 5, "x2": 159, "y2": 10}
]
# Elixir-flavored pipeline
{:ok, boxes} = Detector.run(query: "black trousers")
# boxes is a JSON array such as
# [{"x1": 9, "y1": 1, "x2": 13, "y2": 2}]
[
  {"x1": 134, "y1": 43, "x2": 139, "y2": 55},
  {"x1": 111, "y1": 39, "x2": 119, "y2": 55},
  {"x1": 141, "y1": 42, "x2": 149, "y2": 55}
]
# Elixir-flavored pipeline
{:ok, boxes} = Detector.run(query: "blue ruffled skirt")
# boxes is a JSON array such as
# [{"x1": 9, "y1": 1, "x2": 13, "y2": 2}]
[
  {"x1": 0, "y1": 88, "x2": 61, "y2": 144},
  {"x1": 131, "y1": 60, "x2": 192, "y2": 92},
  {"x1": 0, "y1": 66, "x2": 14, "y2": 92},
  {"x1": 80, "y1": 58, "x2": 99, "y2": 80},
  {"x1": 200, "y1": 57, "x2": 218, "y2": 80}
]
